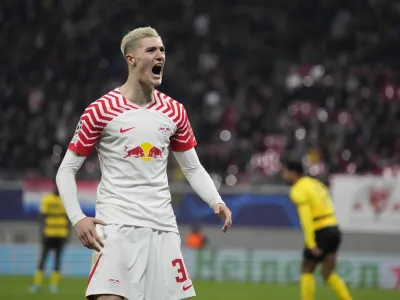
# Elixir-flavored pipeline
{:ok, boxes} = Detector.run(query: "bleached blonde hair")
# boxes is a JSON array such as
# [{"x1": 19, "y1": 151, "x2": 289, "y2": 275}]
[{"x1": 120, "y1": 27, "x2": 160, "y2": 56}]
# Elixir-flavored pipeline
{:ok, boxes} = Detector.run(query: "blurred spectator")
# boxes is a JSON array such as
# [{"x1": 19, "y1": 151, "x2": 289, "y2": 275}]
[
  {"x1": 185, "y1": 224, "x2": 207, "y2": 249},
  {"x1": 1, "y1": 0, "x2": 400, "y2": 184}
]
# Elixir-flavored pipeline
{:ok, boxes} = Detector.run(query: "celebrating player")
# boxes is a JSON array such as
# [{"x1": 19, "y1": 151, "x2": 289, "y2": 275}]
[
  {"x1": 29, "y1": 184, "x2": 69, "y2": 294},
  {"x1": 281, "y1": 160, "x2": 352, "y2": 300},
  {"x1": 56, "y1": 26, "x2": 232, "y2": 300}
]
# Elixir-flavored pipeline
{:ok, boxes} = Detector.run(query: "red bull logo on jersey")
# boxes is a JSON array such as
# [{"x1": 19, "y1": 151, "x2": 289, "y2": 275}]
[{"x1": 124, "y1": 142, "x2": 164, "y2": 161}]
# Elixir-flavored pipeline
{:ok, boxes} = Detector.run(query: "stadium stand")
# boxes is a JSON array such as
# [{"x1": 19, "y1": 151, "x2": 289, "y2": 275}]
[{"x1": 1, "y1": 0, "x2": 400, "y2": 184}]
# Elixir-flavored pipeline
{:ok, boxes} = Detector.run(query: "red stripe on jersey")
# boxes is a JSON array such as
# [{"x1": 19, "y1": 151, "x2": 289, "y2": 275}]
[
  {"x1": 79, "y1": 118, "x2": 101, "y2": 142},
  {"x1": 77, "y1": 122, "x2": 97, "y2": 145},
  {"x1": 120, "y1": 94, "x2": 138, "y2": 109},
  {"x1": 98, "y1": 98, "x2": 119, "y2": 117},
  {"x1": 164, "y1": 96, "x2": 177, "y2": 120},
  {"x1": 103, "y1": 95, "x2": 124, "y2": 114},
  {"x1": 68, "y1": 89, "x2": 137, "y2": 156},
  {"x1": 175, "y1": 104, "x2": 187, "y2": 130},
  {"x1": 92, "y1": 102, "x2": 113, "y2": 123},
  {"x1": 68, "y1": 143, "x2": 92, "y2": 156},
  {"x1": 148, "y1": 90, "x2": 162, "y2": 110},
  {"x1": 85, "y1": 105, "x2": 108, "y2": 127},
  {"x1": 111, "y1": 92, "x2": 138, "y2": 110},
  {"x1": 149, "y1": 90, "x2": 197, "y2": 152},
  {"x1": 87, "y1": 253, "x2": 103, "y2": 286}
]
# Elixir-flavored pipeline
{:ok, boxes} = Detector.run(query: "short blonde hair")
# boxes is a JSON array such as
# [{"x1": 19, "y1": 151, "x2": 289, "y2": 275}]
[{"x1": 120, "y1": 27, "x2": 159, "y2": 56}]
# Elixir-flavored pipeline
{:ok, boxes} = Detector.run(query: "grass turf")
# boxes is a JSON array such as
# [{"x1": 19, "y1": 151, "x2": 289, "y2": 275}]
[{"x1": 0, "y1": 275, "x2": 399, "y2": 299}]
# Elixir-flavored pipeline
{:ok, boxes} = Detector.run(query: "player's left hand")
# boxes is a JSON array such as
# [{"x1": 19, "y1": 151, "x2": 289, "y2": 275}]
[
  {"x1": 213, "y1": 203, "x2": 232, "y2": 233},
  {"x1": 310, "y1": 246, "x2": 323, "y2": 257}
]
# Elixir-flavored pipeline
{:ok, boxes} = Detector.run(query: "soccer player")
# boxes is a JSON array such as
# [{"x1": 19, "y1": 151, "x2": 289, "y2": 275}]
[
  {"x1": 30, "y1": 184, "x2": 69, "y2": 294},
  {"x1": 56, "y1": 26, "x2": 232, "y2": 300},
  {"x1": 281, "y1": 160, "x2": 352, "y2": 300}
]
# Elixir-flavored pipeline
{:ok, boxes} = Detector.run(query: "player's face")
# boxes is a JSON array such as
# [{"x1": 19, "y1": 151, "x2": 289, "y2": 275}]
[{"x1": 133, "y1": 37, "x2": 165, "y2": 87}]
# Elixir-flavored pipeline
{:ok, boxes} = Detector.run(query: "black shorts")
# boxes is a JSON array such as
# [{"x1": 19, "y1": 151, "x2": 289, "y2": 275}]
[
  {"x1": 42, "y1": 237, "x2": 66, "y2": 251},
  {"x1": 303, "y1": 226, "x2": 341, "y2": 262}
]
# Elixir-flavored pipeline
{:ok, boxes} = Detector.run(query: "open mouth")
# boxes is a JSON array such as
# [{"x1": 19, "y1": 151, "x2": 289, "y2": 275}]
[{"x1": 152, "y1": 65, "x2": 162, "y2": 76}]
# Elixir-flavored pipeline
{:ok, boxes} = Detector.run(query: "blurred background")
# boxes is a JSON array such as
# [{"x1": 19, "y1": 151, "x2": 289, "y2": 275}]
[{"x1": 1, "y1": 0, "x2": 400, "y2": 299}]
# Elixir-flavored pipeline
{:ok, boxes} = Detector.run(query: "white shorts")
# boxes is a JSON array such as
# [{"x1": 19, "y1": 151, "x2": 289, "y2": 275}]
[{"x1": 86, "y1": 225, "x2": 196, "y2": 300}]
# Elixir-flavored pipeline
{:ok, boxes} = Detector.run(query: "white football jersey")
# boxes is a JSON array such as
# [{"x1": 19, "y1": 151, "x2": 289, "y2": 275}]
[{"x1": 68, "y1": 88, "x2": 197, "y2": 233}]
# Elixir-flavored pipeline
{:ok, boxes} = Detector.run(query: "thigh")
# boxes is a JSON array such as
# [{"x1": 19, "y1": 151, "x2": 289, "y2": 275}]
[
  {"x1": 321, "y1": 252, "x2": 338, "y2": 279},
  {"x1": 302, "y1": 248, "x2": 322, "y2": 268},
  {"x1": 38, "y1": 239, "x2": 51, "y2": 267},
  {"x1": 146, "y1": 231, "x2": 196, "y2": 300},
  {"x1": 41, "y1": 238, "x2": 52, "y2": 253},
  {"x1": 54, "y1": 238, "x2": 66, "y2": 252},
  {"x1": 303, "y1": 233, "x2": 326, "y2": 264},
  {"x1": 86, "y1": 225, "x2": 150, "y2": 300},
  {"x1": 44, "y1": 238, "x2": 58, "y2": 250},
  {"x1": 317, "y1": 227, "x2": 342, "y2": 256}
]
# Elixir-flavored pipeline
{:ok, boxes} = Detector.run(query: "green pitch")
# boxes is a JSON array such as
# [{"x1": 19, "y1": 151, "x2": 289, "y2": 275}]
[{"x1": 0, "y1": 275, "x2": 398, "y2": 299}]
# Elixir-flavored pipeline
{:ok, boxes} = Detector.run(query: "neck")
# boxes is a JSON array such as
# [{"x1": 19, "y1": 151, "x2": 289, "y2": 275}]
[
  {"x1": 119, "y1": 73, "x2": 154, "y2": 106},
  {"x1": 291, "y1": 175, "x2": 303, "y2": 185}
]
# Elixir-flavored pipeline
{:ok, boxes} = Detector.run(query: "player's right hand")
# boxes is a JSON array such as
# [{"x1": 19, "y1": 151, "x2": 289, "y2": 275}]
[{"x1": 74, "y1": 217, "x2": 106, "y2": 252}]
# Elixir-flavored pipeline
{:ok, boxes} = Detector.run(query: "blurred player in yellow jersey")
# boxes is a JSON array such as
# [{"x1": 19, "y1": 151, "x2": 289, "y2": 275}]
[
  {"x1": 29, "y1": 183, "x2": 70, "y2": 294},
  {"x1": 282, "y1": 160, "x2": 353, "y2": 300}
]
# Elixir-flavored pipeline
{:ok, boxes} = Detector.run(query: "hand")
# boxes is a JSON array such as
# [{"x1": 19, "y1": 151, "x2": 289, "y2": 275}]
[
  {"x1": 213, "y1": 203, "x2": 232, "y2": 233},
  {"x1": 310, "y1": 246, "x2": 323, "y2": 257},
  {"x1": 74, "y1": 217, "x2": 106, "y2": 252}
]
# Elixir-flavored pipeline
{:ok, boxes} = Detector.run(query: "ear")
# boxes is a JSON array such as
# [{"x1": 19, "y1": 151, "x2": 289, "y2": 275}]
[{"x1": 125, "y1": 54, "x2": 136, "y2": 66}]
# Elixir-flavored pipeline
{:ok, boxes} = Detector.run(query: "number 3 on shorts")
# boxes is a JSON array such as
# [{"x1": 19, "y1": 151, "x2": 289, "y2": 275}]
[{"x1": 172, "y1": 258, "x2": 190, "y2": 282}]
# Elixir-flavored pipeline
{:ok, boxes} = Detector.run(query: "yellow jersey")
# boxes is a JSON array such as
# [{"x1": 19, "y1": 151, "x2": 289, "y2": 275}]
[
  {"x1": 289, "y1": 176, "x2": 338, "y2": 248},
  {"x1": 40, "y1": 193, "x2": 69, "y2": 238}
]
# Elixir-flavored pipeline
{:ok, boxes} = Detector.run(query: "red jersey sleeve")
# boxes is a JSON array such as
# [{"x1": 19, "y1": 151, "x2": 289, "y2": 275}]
[
  {"x1": 170, "y1": 105, "x2": 197, "y2": 152},
  {"x1": 68, "y1": 104, "x2": 105, "y2": 156}
]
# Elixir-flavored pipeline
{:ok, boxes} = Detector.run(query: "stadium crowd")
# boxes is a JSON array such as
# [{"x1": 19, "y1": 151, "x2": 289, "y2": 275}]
[{"x1": 1, "y1": 0, "x2": 400, "y2": 184}]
